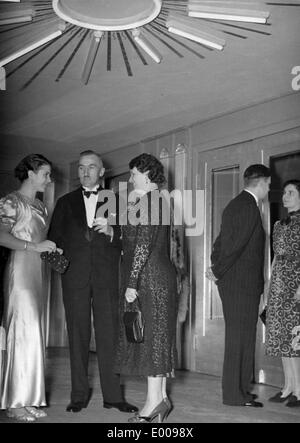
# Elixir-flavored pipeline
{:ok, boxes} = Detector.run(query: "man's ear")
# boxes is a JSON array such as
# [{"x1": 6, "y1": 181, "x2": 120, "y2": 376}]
[{"x1": 99, "y1": 167, "x2": 105, "y2": 178}]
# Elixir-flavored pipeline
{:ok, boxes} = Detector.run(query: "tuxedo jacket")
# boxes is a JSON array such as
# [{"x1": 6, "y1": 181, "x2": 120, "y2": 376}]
[
  {"x1": 48, "y1": 188, "x2": 122, "y2": 291},
  {"x1": 211, "y1": 191, "x2": 265, "y2": 298}
]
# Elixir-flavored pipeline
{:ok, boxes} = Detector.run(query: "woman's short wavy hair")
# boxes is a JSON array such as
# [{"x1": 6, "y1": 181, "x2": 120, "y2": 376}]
[
  {"x1": 129, "y1": 153, "x2": 166, "y2": 187},
  {"x1": 283, "y1": 179, "x2": 300, "y2": 195},
  {"x1": 15, "y1": 154, "x2": 52, "y2": 183}
]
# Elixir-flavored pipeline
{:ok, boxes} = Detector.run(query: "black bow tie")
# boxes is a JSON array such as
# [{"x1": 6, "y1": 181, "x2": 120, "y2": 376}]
[{"x1": 82, "y1": 187, "x2": 99, "y2": 199}]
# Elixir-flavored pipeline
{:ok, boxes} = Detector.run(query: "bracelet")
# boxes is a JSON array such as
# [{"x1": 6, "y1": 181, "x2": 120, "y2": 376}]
[{"x1": 24, "y1": 241, "x2": 28, "y2": 251}]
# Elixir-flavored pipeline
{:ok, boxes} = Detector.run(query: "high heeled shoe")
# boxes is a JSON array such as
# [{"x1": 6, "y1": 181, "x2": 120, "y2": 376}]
[
  {"x1": 7, "y1": 408, "x2": 37, "y2": 423},
  {"x1": 25, "y1": 407, "x2": 48, "y2": 418},
  {"x1": 128, "y1": 400, "x2": 171, "y2": 423},
  {"x1": 164, "y1": 397, "x2": 172, "y2": 410}
]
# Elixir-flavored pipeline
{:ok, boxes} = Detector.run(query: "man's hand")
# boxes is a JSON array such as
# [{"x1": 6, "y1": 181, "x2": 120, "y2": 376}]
[
  {"x1": 205, "y1": 267, "x2": 217, "y2": 282},
  {"x1": 125, "y1": 288, "x2": 138, "y2": 303},
  {"x1": 93, "y1": 217, "x2": 113, "y2": 238}
]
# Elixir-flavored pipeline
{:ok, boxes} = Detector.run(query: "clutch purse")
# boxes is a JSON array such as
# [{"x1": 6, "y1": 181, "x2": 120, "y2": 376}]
[
  {"x1": 123, "y1": 297, "x2": 145, "y2": 344},
  {"x1": 41, "y1": 250, "x2": 70, "y2": 274}
]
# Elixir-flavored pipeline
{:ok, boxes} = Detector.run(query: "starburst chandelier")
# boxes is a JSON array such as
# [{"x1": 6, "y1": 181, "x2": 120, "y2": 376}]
[{"x1": 0, "y1": 0, "x2": 297, "y2": 90}]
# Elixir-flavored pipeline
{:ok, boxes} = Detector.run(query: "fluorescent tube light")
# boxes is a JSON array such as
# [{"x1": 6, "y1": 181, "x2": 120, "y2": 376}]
[
  {"x1": 188, "y1": 5, "x2": 270, "y2": 24},
  {"x1": 166, "y1": 15, "x2": 225, "y2": 50},
  {"x1": 132, "y1": 29, "x2": 162, "y2": 64},
  {"x1": 0, "y1": 15, "x2": 33, "y2": 25},
  {"x1": 0, "y1": 66, "x2": 6, "y2": 90},
  {"x1": 0, "y1": 30, "x2": 63, "y2": 67},
  {"x1": 82, "y1": 31, "x2": 103, "y2": 84}
]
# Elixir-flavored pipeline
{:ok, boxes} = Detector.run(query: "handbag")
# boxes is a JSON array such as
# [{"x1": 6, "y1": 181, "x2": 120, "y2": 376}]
[
  {"x1": 41, "y1": 250, "x2": 70, "y2": 274},
  {"x1": 123, "y1": 296, "x2": 145, "y2": 344}
]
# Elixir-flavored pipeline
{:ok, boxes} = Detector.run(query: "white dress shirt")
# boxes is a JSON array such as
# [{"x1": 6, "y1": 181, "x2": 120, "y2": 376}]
[
  {"x1": 244, "y1": 189, "x2": 259, "y2": 207},
  {"x1": 82, "y1": 187, "x2": 99, "y2": 228}
]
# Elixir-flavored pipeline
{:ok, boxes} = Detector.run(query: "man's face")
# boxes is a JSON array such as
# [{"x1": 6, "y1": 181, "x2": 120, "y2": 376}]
[
  {"x1": 78, "y1": 154, "x2": 104, "y2": 189},
  {"x1": 258, "y1": 177, "x2": 271, "y2": 200}
]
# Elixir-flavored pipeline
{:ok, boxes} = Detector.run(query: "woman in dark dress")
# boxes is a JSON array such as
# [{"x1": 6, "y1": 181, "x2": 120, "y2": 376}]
[
  {"x1": 266, "y1": 180, "x2": 300, "y2": 407},
  {"x1": 115, "y1": 154, "x2": 178, "y2": 423}
]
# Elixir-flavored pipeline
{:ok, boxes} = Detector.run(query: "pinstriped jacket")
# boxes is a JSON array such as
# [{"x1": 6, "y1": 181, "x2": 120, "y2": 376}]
[{"x1": 211, "y1": 191, "x2": 265, "y2": 297}]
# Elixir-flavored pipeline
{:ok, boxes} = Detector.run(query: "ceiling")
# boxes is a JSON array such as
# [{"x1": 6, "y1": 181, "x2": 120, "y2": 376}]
[{"x1": 0, "y1": 0, "x2": 300, "y2": 166}]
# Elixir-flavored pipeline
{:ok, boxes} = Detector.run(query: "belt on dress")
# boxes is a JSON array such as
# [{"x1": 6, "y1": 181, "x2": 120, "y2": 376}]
[{"x1": 276, "y1": 254, "x2": 300, "y2": 262}]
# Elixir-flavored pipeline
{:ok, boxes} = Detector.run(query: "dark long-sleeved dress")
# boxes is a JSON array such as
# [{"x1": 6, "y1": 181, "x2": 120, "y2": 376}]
[
  {"x1": 266, "y1": 211, "x2": 300, "y2": 358},
  {"x1": 115, "y1": 192, "x2": 178, "y2": 377}
]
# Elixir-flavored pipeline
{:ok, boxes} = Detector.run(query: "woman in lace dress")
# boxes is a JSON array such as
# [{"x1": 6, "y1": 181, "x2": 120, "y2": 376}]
[
  {"x1": 115, "y1": 154, "x2": 178, "y2": 423},
  {"x1": 266, "y1": 180, "x2": 300, "y2": 407},
  {"x1": 0, "y1": 154, "x2": 58, "y2": 422}
]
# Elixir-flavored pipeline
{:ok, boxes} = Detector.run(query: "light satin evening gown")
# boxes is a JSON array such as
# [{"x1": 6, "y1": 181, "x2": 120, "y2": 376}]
[{"x1": 0, "y1": 192, "x2": 49, "y2": 409}]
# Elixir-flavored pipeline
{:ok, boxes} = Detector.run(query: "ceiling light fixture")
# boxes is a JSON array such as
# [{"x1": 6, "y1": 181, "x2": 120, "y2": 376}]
[
  {"x1": 0, "y1": 0, "x2": 278, "y2": 88},
  {"x1": 188, "y1": 1, "x2": 271, "y2": 24}
]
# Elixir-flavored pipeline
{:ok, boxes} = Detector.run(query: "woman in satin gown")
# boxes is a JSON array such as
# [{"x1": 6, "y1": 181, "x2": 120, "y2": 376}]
[
  {"x1": 115, "y1": 154, "x2": 178, "y2": 423},
  {"x1": 0, "y1": 154, "x2": 58, "y2": 422}
]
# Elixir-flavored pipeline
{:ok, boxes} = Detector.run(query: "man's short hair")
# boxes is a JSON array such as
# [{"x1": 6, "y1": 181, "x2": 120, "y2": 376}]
[
  {"x1": 244, "y1": 164, "x2": 271, "y2": 187},
  {"x1": 79, "y1": 150, "x2": 103, "y2": 167},
  {"x1": 80, "y1": 149, "x2": 101, "y2": 159}
]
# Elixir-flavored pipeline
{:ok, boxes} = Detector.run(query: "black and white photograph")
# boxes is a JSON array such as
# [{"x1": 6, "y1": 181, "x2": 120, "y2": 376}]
[{"x1": 0, "y1": 0, "x2": 300, "y2": 425}]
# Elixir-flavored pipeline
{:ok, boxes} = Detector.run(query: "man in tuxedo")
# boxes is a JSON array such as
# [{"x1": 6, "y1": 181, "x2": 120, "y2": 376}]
[
  {"x1": 48, "y1": 150, "x2": 137, "y2": 414},
  {"x1": 207, "y1": 164, "x2": 271, "y2": 407}
]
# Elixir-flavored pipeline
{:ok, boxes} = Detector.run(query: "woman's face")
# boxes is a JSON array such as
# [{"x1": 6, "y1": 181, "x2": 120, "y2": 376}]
[
  {"x1": 30, "y1": 164, "x2": 52, "y2": 192},
  {"x1": 282, "y1": 184, "x2": 300, "y2": 212},
  {"x1": 129, "y1": 167, "x2": 149, "y2": 192}
]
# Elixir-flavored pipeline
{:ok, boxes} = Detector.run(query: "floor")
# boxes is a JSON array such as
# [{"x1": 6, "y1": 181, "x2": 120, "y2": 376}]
[{"x1": 0, "y1": 348, "x2": 299, "y2": 424}]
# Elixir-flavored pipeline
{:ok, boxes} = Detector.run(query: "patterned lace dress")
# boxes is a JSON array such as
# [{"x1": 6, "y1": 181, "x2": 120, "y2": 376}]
[
  {"x1": 115, "y1": 192, "x2": 178, "y2": 377},
  {"x1": 266, "y1": 212, "x2": 300, "y2": 357},
  {"x1": 0, "y1": 192, "x2": 49, "y2": 409}
]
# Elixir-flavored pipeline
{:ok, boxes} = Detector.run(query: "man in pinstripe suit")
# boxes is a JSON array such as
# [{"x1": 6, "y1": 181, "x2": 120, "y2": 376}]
[{"x1": 207, "y1": 164, "x2": 271, "y2": 407}]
